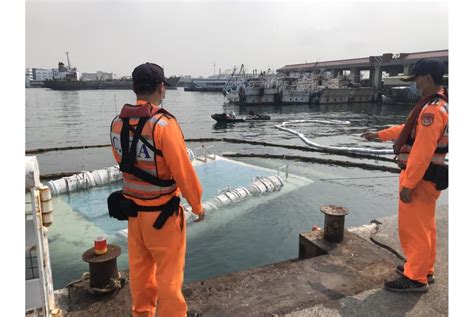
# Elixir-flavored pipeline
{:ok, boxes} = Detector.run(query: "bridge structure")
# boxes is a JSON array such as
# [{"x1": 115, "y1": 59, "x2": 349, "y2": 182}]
[{"x1": 276, "y1": 49, "x2": 448, "y2": 89}]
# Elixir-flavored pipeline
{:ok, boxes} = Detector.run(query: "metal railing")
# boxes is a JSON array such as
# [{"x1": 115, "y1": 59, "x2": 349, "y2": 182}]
[
  {"x1": 194, "y1": 145, "x2": 217, "y2": 162},
  {"x1": 276, "y1": 163, "x2": 289, "y2": 180}
]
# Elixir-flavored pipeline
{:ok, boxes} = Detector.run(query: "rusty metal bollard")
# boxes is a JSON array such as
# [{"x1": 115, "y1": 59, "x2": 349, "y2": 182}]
[
  {"x1": 82, "y1": 244, "x2": 121, "y2": 291},
  {"x1": 320, "y1": 205, "x2": 349, "y2": 243}
]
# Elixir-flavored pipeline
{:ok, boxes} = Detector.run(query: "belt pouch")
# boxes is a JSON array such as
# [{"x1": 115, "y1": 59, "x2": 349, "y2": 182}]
[{"x1": 107, "y1": 190, "x2": 137, "y2": 220}]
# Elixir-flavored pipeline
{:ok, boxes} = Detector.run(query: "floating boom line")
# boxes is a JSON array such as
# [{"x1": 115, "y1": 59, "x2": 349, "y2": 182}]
[{"x1": 275, "y1": 120, "x2": 394, "y2": 155}]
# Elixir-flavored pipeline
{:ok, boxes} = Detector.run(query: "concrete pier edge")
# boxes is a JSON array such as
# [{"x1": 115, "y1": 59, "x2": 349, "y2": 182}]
[{"x1": 51, "y1": 205, "x2": 448, "y2": 317}]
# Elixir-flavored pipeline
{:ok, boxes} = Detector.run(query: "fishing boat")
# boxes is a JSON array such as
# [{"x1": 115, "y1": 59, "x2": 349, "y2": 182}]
[{"x1": 223, "y1": 65, "x2": 378, "y2": 106}]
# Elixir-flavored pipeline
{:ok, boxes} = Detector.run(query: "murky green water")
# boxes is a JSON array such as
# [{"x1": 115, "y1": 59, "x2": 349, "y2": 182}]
[{"x1": 26, "y1": 88, "x2": 447, "y2": 288}]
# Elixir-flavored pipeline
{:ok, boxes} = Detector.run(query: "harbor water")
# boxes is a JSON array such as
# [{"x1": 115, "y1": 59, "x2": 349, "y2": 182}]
[{"x1": 26, "y1": 88, "x2": 447, "y2": 288}]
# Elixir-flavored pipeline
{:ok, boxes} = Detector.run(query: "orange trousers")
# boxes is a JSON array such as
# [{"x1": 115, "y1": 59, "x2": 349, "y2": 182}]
[
  {"x1": 128, "y1": 206, "x2": 187, "y2": 317},
  {"x1": 398, "y1": 170, "x2": 441, "y2": 284}
]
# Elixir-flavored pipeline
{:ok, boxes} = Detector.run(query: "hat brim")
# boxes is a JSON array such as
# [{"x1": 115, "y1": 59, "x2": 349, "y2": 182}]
[
  {"x1": 400, "y1": 74, "x2": 418, "y2": 82},
  {"x1": 163, "y1": 79, "x2": 172, "y2": 87}
]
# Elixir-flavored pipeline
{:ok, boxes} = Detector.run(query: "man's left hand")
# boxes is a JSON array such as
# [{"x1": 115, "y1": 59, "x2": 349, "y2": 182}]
[
  {"x1": 194, "y1": 210, "x2": 205, "y2": 222},
  {"x1": 400, "y1": 187, "x2": 413, "y2": 203}
]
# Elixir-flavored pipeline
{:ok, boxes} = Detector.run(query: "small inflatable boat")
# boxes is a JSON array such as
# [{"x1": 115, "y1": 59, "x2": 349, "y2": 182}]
[{"x1": 211, "y1": 112, "x2": 270, "y2": 123}]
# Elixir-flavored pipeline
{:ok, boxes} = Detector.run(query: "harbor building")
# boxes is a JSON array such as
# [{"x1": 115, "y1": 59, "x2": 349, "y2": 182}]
[
  {"x1": 25, "y1": 68, "x2": 33, "y2": 81},
  {"x1": 25, "y1": 68, "x2": 33, "y2": 88},
  {"x1": 277, "y1": 49, "x2": 448, "y2": 89}
]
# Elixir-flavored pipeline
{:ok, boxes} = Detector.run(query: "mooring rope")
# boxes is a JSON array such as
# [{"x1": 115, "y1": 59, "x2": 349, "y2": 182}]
[
  {"x1": 65, "y1": 272, "x2": 126, "y2": 296},
  {"x1": 369, "y1": 220, "x2": 406, "y2": 262}
]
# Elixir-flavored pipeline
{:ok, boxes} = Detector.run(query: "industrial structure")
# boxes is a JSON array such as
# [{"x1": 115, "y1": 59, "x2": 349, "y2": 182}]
[{"x1": 277, "y1": 49, "x2": 448, "y2": 89}]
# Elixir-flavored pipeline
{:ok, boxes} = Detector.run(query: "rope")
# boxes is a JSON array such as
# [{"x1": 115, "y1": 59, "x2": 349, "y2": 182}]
[
  {"x1": 369, "y1": 219, "x2": 406, "y2": 262},
  {"x1": 318, "y1": 175, "x2": 399, "y2": 181},
  {"x1": 25, "y1": 138, "x2": 395, "y2": 162},
  {"x1": 222, "y1": 153, "x2": 400, "y2": 173},
  {"x1": 26, "y1": 144, "x2": 111, "y2": 155},
  {"x1": 65, "y1": 272, "x2": 126, "y2": 296}
]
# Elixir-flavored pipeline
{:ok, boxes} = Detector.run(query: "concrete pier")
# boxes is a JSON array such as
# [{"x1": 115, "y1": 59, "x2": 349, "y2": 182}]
[
  {"x1": 53, "y1": 205, "x2": 448, "y2": 316},
  {"x1": 286, "y1": 205, "x2": 448, "y2": 317}
]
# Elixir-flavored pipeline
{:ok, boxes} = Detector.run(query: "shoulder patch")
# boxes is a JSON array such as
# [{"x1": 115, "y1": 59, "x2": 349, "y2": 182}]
[{"x1": 421, "y1": 113, "x2": 434, "y2": 126}]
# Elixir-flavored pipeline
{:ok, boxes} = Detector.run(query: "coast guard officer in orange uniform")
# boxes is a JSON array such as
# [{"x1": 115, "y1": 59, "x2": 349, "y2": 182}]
[
  {"x1": 362, "y1": 59, "x2": 448, "y2": 293},
  {"x1": 110, "y1": 62, "x2": 205, "y2": 316}
]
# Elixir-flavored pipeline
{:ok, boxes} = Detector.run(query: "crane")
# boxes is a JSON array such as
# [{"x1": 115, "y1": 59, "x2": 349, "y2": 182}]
[{"x1": 65, "y1": 52, "x2": 72, "y2": 69}]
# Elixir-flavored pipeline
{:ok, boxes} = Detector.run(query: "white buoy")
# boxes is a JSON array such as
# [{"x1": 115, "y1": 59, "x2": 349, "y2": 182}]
[
  {"x1": 187, "y1": 148, "x2": 195, "y2": 162},
  {"x1": 92, "y1": 169, "x2": 109, "y2": 185},
  {"x1": 83, "y1": 171, "x2": 96, "y2": 188},
  {"x1": 39, "y1": 185, "x2": 53, "y2": 227},
  {"x1": 46, "y1": 178, "x2": 68, "y2": 195}
]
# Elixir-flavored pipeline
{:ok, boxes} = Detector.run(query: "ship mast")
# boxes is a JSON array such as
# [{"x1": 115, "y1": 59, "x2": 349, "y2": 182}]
[{"x1": 65, "y1": 51, "x2": 72, "y2": 69}]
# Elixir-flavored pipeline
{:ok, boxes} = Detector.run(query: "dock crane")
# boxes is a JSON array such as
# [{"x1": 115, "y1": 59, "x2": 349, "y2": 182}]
[{"x1": 65, "y1": 51, "x2": 72, "y2": 69}]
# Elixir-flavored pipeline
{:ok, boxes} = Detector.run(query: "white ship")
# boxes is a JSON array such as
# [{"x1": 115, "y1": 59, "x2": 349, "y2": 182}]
[{"x1": 184, "y1": 78, "x2": 230, "y2": 92}]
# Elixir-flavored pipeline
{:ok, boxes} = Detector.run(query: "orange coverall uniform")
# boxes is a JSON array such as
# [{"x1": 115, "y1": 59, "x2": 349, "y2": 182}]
[
  {"x1": 111, "y1": 100, "x2": 203, "y2": 317},
  {"x1": 377, "y1": 88, "x2": 448, "y2": 284}
]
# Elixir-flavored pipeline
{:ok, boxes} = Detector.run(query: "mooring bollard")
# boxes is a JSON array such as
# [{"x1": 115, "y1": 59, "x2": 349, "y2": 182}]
[
  {"x1": 320, "y1": 205, "x2": 349, "y2": 243},
  {"x1": 82, "y1": 237, "x2": 121, "y2": 291}
]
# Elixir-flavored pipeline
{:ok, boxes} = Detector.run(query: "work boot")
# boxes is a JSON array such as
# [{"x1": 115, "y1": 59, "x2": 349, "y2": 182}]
[
  {"x1": 384, "y1": 276, "x2": 428, "y2": 293},
  {"x1": 396, "y1": 265, "x2": 435, "y2": 284}
]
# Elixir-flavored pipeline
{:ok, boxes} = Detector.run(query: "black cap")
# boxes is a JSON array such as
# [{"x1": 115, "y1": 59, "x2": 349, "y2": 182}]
[
  {"x1": 400, "y1": 58, "x2": 446, "y2": 82},
  {"x1": 132, "y1": 62, "x2": 171, "y2": 87}
]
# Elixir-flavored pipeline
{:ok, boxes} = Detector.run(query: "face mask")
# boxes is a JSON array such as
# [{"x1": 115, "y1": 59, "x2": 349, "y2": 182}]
[
  {"x1": 161, "y1": 85, "x2": 166, "y2": 100},
  {"x1": 409, "y1": 81, "x2": 420, "y2": 96}
]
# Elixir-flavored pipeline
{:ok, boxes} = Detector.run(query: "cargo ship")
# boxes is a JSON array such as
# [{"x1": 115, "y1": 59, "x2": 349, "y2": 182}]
[
  {"x1": 43, "y1": 76, "x2": 180, "y2": 91},
  {"x1": 43, "y1": 53, "x2": 179, "y2": 90}
]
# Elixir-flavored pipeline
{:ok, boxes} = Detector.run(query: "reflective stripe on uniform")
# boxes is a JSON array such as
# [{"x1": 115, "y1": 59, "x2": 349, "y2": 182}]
[
  {"x1": 437, "y1": 138, "x2": 448, "y2": 147},
  {"x1": 124, "y1": 189, "x2": 164, "y2": 200},
  {"x1": 124, "y1": 178, "x2": 177, "y2": 193},
  {"x1": 398, "y1": 153, "x2": 409, "y2": 162},
  {"x1": 398, "y1": 153, "x2": 446, "y2": 165},
  {"x1": 149, "y1": 114, "x2": 169, "y2": 129},
  {"x1": 431, "y1": 155, "x2": 446, "y2": 164},
  {"x1": 400, "y1": 144, "x2": 412, "y2": 152},
  {"x1": 442, "y1": 103, "x2": 448, "y2": 113}
]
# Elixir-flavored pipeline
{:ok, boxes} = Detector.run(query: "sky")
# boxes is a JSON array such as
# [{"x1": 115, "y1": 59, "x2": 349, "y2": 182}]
[{"x1": 25, "y1": 0, "x2": 448, "y2": 77}]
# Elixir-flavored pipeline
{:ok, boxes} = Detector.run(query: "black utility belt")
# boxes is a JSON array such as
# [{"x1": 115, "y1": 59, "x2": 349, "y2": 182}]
[
  {"x1": 107, "y1": 191, "x2": 180, "y2": 229},
  {"x1": 399, "y1": 162, "x2": 448, "y2": 191}
]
